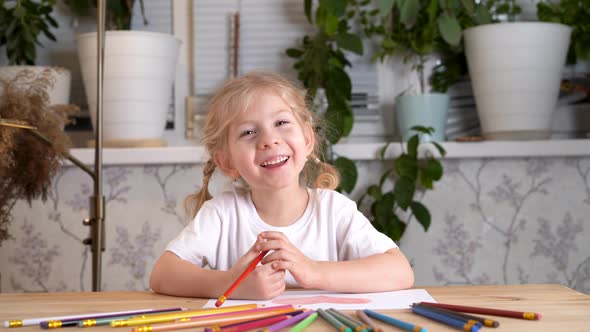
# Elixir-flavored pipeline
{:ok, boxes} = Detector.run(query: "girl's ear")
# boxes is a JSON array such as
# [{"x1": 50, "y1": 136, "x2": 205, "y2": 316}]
[{"x1": 214, "y1": 151, "x2": 240, "y2": 180}]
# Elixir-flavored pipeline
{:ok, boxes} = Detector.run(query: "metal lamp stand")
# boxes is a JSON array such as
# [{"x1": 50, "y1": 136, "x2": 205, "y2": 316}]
[{"x1": 86, "y1": 0, "x2": 107, "y2": 292}]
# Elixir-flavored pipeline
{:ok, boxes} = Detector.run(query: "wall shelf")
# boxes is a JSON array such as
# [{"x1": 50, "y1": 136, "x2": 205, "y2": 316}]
[{"x1": 67, "y1": 139, "x2": 589, "y2": 166}]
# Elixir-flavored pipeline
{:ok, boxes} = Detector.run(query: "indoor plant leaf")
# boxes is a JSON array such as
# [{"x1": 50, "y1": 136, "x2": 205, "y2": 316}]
[
  {"x1": 334, "y1": 156, "x2": 358, "y2": 194},
  {"x1": 335, "y1": 32, "x2": 364, "y2": 55},
  {"x1": 437, "y1": 14, "x2": 462, "y2": 47},
  {"x1": 394, "y1": 176, "x2": 415, "y2": 210},
  {"x1": 423, "y1": 158, "x2": 443, "y2": 181},
  {"x1": 410, "y1": 201, "x2": 431, "y2": 231}
]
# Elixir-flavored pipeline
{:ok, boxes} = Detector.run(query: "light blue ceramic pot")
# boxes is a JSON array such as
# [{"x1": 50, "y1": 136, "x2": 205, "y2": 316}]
[{"x1": 396, "y1": 93, "x2": 450, "y2": 142}]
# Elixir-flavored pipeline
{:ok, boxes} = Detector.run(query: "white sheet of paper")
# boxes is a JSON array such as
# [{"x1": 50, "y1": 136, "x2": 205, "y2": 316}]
[{"x1": 204, "y1": 289, "x2": 435, "y2": 310}]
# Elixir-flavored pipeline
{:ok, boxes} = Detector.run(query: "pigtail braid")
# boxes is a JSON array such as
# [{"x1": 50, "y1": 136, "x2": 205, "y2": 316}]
[
  {"x1": 310, "y1": 155, "x2": 339, "y2": 190},
  {"x1": 184, "y1": 158, "x2": 216, "y2": 220}
]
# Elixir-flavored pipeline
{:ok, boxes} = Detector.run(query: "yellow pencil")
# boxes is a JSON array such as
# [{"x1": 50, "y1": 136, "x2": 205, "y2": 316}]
[
  {"x1": 131, "y1": 307, "x2": 298, "y2": 332},
  {"x1": 111, "y1": 304, "x2": 257, "y2": 327}
]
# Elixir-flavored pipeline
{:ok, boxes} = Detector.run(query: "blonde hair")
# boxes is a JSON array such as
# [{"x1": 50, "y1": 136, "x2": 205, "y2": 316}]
[{"x1": 184, "y1": 72, "x2": 340, "y2": 219}]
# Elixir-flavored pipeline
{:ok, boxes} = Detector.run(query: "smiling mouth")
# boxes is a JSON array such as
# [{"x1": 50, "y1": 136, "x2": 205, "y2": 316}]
[{"x1": 260, "y1": 156, "x2": 290, "y2": 167}]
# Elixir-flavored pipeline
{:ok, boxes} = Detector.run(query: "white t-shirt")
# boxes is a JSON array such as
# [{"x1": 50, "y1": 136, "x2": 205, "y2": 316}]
[{"x1": 166, "y1": 187, "x2": 397, "y2": 287}]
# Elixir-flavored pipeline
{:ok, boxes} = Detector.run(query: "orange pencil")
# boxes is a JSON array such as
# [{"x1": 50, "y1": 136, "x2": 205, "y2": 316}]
[{"x1": 216, "y1": 250, "x2": 269, "y2": 307}]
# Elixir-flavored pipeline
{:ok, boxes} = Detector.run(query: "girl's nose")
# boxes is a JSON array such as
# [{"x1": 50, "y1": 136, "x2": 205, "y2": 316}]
[{"x1": 257, "y1": 130, "x2": 280, "y2": 149}]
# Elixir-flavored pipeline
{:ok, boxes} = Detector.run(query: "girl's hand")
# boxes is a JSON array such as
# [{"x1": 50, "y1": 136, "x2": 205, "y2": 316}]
[
  {"x1": 229, "y1": 234, "x2": 285, "y2": 300},
  {"x1": 257, "y1": 231, "x2": 319, "y2": 288}
]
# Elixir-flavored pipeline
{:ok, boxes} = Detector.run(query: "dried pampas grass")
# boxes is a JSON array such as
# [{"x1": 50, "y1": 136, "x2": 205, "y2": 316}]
[{"x1": 0, "y1": 67, "x2": 79, "y2": 245}]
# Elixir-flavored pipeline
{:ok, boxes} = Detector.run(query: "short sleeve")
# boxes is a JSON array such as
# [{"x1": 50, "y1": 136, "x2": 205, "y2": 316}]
[
  {"x1": 165, "y1": 200, "x2": 222, "y2": 268},
  {"x1": 337, "y1": 199, "x2": 398, "y2": 261}
]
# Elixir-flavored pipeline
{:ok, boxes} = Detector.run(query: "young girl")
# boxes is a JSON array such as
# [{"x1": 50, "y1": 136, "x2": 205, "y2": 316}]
[{"x1": 150, "y1": 72, "x2": 414, "y2": 300}]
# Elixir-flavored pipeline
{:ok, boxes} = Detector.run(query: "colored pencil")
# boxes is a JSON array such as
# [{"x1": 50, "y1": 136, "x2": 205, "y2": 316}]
[
  {"x1": 216, "y1": 250, "x2": 269, "y2": 307},
  {"x1": 290, "y1": 312, "x2": 318, "y2": 332},
  {"x1": 207, "y1": 311, "x2": 303, "y2": 332},
  {"x1": 363, "y1": 309, "x2": 427, "y2": 332},
  {"x1": 40, "y1": 308, "x2": 183, "y2": 329},
  {"x1": 355, "y1": 310, "x2": 382, "y2": 332},
  {"x1": 261, "y1": 310, "x2": 315, "y2": 332},
  {"x1": 417, "y1": 301, "x2": 542, "y2": 320},
  {"x1": 411, "y1": 305, "x2": 480, "y2": 332},
  {"x1": 326, "y1": 309, "x2": 368, "y2": 332},
  {"x1": 412, "y1": 305, "x2": 482, "y2": 329},
  {"x1": 81, "y1": 309, "x2": 203, "y2": 328},
  {"x1": 4, "y1": 308, "x2": 183, "y2": 328},
  {"x1": 131, "y1": 306, "x2": 297, "y2": 332},
  {"x1": 214, "y1": 314, "x2": 289, "y2": 332},
  {"x1": 79, "y1": 315, "x2": 135, "y2": 327},
  {"x1": 317, "y1": 309, "x2": 352, "y2": 332},
  {"x1": 111, "y1": 304, "x2": 257, "y2": 327},
  {"x1": 415, "y1": 303, "x2": 499, "y2": 327}
]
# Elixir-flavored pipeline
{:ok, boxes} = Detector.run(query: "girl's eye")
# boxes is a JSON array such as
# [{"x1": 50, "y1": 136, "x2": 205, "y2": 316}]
[
  {"x1": 276, "y1": 120, "x2": 289, "y2": 127},
  {"x1": 240, "y1": 130, "x2": 255, "y2": 137}
]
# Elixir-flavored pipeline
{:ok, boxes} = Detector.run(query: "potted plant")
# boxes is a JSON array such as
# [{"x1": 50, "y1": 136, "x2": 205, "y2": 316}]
[
  {"x1": 358, "y1": 126, "x2": 446, "y2": 242},
  {"x1": 65, "y1": 0, "x2": 180, "y2": 144},
  {"x1": 462, "y1": 0, "x2": 573, "y2": 140},
  {"x1": 0, "y1": 0, "x2": 71, "y2": 105},
  {"x1": 537, "y1": 0, "x2": 590, "y2": 66},
  {"x1": 358, "y1": 0, "x2": 471, "y2": 142},
  {"x1": 286, "y1": 0, "x2": 364, "y2": 193}
]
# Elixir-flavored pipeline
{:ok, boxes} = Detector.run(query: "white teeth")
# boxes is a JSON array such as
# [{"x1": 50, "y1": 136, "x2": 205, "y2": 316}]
[{"x1": 261, "y1": 156, "x2": 289, "y2": 167}]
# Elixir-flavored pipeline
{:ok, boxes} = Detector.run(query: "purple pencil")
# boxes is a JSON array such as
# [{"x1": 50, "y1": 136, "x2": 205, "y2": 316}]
[{"x1": 261, "y1": 310, "x2": 315, "y2": 332}]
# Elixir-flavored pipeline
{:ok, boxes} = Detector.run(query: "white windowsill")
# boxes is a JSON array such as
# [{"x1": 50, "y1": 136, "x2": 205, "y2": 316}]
[{"x1": 67, "y1": 139, "x2": 590, "y2": 166}]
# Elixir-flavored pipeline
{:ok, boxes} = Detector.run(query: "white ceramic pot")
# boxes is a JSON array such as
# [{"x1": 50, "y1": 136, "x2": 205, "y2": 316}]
[
  {"x1": 77, "y1": 31, "x2": 180, "y2": 141},
  {"x1": 0, "y1": 66, "x2": 71, "y2": 105},
  {"x1": 464, "y1": 22, "x2": 571, "y2": 140}
]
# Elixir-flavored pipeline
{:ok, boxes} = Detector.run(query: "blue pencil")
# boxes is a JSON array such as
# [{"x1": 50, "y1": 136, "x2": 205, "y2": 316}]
[
  {"x1": 363, "y1": 309, "x2": 427, "y2": 332},
  {"x1": 411, "y1": 305, "x2": 481, "y2": 332},
  {"x1": 412, "y1": 304, "x2": 485, "y2": 328}
]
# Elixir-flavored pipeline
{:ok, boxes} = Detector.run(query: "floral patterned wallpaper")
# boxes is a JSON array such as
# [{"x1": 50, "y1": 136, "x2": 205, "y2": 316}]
[{"x1": 1, "y1": 157, "x2": 589, "y2": 294}]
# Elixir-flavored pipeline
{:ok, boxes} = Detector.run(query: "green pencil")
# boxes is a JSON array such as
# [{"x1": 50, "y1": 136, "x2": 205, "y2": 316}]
[
  {"x1": 317, "y1": 309, "x2": 352, "y2": 332},
  {"x1": 290, "y1": 312, "x2": 318, "y2": 332},
  {"x1": 327, "y1": 309, "x2": 369, "y2": 332}
]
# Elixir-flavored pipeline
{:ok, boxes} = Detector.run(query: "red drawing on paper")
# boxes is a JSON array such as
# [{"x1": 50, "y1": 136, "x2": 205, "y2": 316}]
[{"x1": 272, "y1": 296, "x2": 371, "y2": 305}]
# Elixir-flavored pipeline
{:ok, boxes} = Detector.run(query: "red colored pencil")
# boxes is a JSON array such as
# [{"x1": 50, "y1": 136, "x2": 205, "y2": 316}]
[
  {"x1": 418, "y1": 302, "x2": 542, "y2": 320},
  {"x1": 215, "y1": 250, "x2": 270, "y2": 307}
]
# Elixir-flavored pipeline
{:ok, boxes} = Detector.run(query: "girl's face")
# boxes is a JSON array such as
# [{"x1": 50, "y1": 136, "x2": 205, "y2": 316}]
[{"x1": 215, "y1": 91, "x2": 314, "y2": 193}]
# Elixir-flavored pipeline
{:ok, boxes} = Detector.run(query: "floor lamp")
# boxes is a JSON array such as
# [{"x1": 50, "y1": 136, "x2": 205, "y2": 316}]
[
  {"x1": 0, "y1": 0, "x2": 107, "y2": 292},
  {"x1": 89, "y1": 0, "x2": 106, "y2": 292}
]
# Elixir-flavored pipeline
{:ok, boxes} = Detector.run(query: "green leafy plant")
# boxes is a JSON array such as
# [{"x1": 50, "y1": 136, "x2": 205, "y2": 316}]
[
  {"x1": 537, "y1": 0, "x2": 590, "y2": 65},
  {"x1": 64, "y1": 0, "x2": 146, "y2": 30},
  {"x1": 0, "y1": 0, "x2": 58, "y2": 65},
  {"x1": 358, "y1": 126, "x2": 446, "y2": 241},
  {"x1": 356, "y1": 0, "x2": 480, "y2": 94},
  {"x1": 286, "y1": 0, "x2": 363, "y2": 193}
]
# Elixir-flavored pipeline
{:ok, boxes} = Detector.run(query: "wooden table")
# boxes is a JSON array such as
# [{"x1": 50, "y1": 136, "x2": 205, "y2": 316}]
[{"x1": 0, "y1": 284, "x2": 588, "y2": 332}]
